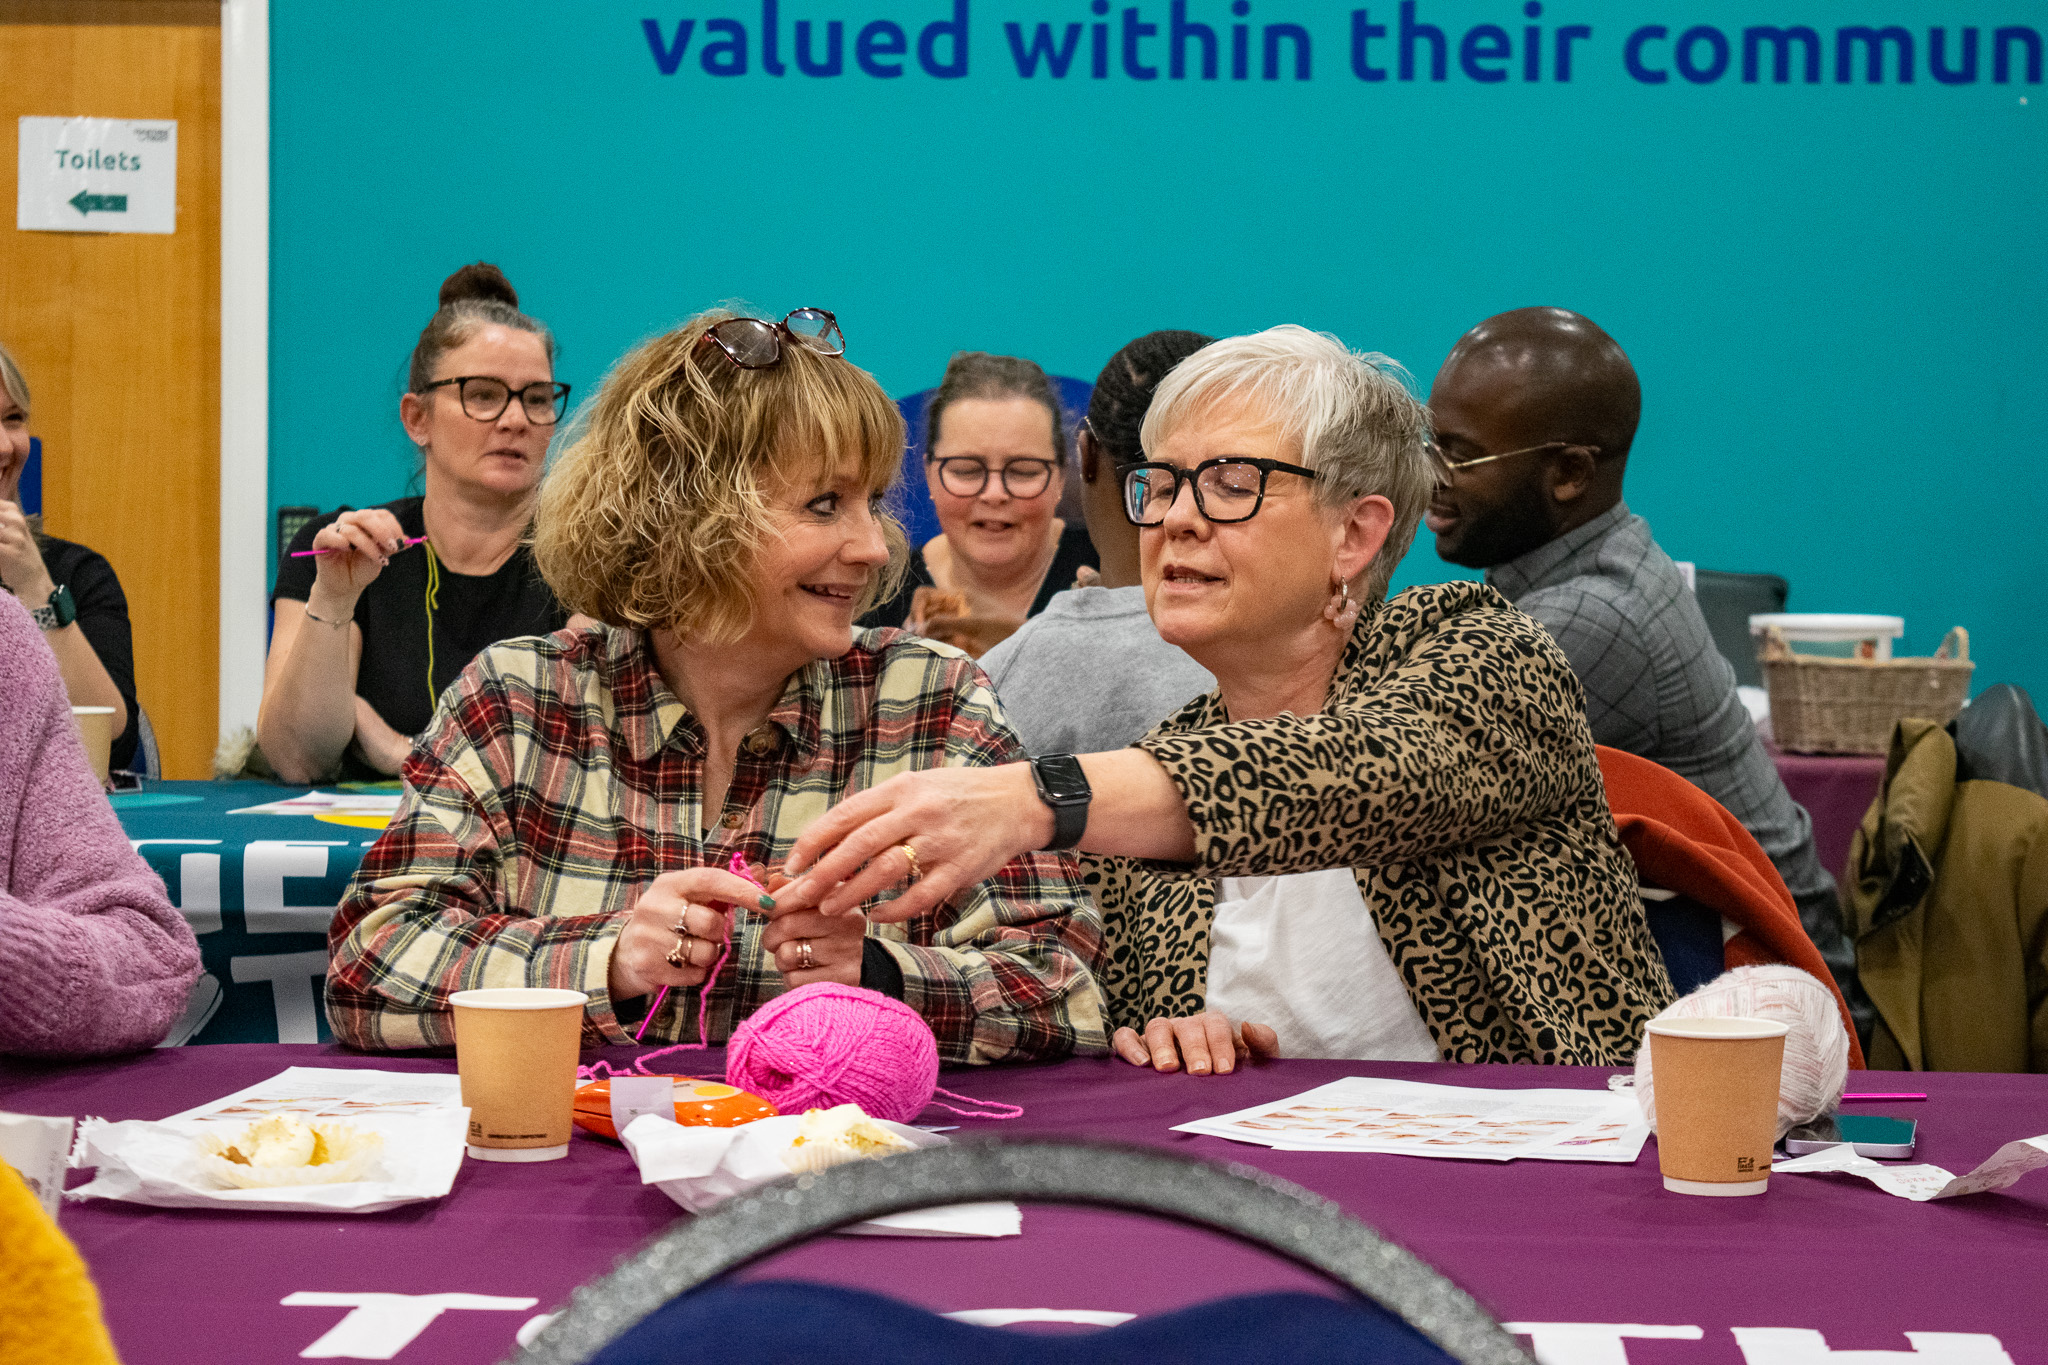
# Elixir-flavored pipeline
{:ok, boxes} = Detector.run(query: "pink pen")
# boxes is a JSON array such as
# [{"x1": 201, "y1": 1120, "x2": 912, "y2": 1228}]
[
  {"x1": 290, "y1": 535, "x2": 429, "y2": 558},
  {"x1": 1841, "y1": 1092, "x2": 1927, "y2": 1101}
]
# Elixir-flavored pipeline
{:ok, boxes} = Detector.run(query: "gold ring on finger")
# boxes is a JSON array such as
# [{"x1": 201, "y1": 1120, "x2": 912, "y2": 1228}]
[
  {"x1": 796, "y1": 939, "x2": 816, "y2": 972},
  {"x1": 897, "y1": 843, "x2": 921, "y2": 885},
  {"x1": 665, "y1": 939, "x2": 690, "y2": 969}
]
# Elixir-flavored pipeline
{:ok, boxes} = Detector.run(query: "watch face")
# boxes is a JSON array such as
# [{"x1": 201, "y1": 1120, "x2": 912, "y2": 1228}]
[{"x1": 1035, "y1": 754, "x2": 1089, "y2": 802}]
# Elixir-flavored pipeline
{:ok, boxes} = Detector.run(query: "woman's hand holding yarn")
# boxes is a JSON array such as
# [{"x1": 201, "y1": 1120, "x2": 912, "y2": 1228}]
[
  {"x1": 609, "y1": 866, "x2": 771, "y2": 1003},
  {"x1": 757, "y1": 901, "x2": 865, "y2": 988},
  {"x1": 779, "y1": 763, "x2": 1052, "y2": 923}
]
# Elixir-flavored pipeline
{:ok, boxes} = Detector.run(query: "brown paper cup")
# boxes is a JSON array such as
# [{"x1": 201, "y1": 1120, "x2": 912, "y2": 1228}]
[
  {"x1": 71, "y1": 707, "x2": 116, "y2": 787},
  {"x1": 1647, "y1": 1016, "x2": 1789, "y2": 1196},
  {"x1": 449, "y1": 988, "x2": 589, "y2": 1162}
]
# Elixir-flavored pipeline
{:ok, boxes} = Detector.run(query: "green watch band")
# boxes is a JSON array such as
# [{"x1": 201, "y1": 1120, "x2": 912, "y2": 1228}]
[{"x1": 30, "y1": 583, "x2": 76, "y2": 630}]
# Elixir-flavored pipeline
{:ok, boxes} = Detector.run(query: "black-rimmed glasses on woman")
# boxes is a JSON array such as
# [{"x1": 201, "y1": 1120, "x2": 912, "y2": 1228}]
[
  {"x1": 420, "y1": 376, "x2": 572, "y2": 425},
  {"x1": 929, "y1": 457, "x2": 1058, "y2": 500},
  {"x1": 1121, "y1": 457, "x2": 1322, "y2": 526}
]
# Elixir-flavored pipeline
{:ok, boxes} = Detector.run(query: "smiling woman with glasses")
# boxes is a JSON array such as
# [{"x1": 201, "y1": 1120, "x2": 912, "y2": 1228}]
[
  {"x1": 860, "y1": 351, "x2": 1098, "y2": 657},
  {"x1": 778, "y1": 324, "x2": 1674, "y2": 1078},
  {"x1": 260, "y1": 263, "x2": 575, "y2": 784},
  {"x1": 326, "y1": 306, "x2": 1107, "y2": 1064}
]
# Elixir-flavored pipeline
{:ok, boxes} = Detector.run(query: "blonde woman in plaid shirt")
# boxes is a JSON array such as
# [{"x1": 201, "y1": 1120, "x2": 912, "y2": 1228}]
[{"x1": 326, "y1": 309, "x2": 1108, "y2": 1063}]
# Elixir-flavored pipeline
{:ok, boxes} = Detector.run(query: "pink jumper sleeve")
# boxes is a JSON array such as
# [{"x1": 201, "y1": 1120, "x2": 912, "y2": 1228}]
[{"x1": 0, "y1": 592, "x2": 199, "y2": 1057}]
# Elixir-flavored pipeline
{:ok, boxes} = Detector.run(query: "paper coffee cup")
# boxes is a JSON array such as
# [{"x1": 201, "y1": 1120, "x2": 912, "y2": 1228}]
[
  {"x1": 1646, "y1": 1016, "x2": 1789, "y2": 1196},
  {"x1": 71, "y1": 706, "x2": 116, "y2": 787},
  {"x1": 449, "y1": 988, "x2": 588, "y2": 1162}
]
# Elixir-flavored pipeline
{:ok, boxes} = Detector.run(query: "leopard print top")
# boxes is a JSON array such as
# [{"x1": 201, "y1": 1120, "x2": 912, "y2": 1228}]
[{"x1": 1083, "y1": 580, "x2": 1674, "y2": 1066}]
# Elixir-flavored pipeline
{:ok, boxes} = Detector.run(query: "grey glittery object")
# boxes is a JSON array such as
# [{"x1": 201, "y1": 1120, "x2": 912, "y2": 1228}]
[{"x1": 509, "y1": 1140, "x2": 1530, "y2": 1365}]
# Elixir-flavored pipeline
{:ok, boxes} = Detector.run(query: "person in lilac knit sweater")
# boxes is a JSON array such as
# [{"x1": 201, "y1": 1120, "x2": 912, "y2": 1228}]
[{"x1": 0, "y1": 590, "x2": 197, "y2": 1056}]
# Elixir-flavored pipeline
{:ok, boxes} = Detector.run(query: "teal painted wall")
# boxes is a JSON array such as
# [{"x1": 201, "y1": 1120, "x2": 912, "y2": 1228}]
[{"x1": 270, "y1": 1, "x2": 2046, "y2": 695}]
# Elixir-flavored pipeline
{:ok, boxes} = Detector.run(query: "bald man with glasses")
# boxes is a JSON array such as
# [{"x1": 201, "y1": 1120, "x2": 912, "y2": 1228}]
[{"x1": 1425, "y1": 306, "x2": 1870, "y2": 1042}]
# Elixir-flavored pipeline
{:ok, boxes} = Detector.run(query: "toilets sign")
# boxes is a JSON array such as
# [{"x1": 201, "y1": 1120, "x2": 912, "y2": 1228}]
[{"x1": 17, "y1": 116, "x2": 177, "y2": 234}]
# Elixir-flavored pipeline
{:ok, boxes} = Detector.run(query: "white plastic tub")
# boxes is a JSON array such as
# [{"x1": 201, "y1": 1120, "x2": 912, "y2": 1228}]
[{"x1": 1748, "y1": 613, "x2": 1904, "y2": 661}]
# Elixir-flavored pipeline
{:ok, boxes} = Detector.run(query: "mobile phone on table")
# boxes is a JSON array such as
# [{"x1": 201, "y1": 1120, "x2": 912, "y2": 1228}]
[{"x1": 1782, "y1": 1114, "x2": 1917, "y2": 1158}]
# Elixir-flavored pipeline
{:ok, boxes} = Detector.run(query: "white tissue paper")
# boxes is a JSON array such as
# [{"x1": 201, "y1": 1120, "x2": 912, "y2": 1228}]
[
  {"x1": 66, "y1": 1108, "x2": 469, "y2": 1214},
  {"x1": 619, "y1": 1113, "x2": 1020, "y2": 1237},
  {"x1": 1772, "y1": 1135, "x2": 2048, "y2": 1203}
]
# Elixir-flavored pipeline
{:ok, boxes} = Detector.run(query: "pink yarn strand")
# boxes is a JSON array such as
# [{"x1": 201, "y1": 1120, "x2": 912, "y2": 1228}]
[{"x1": 923, "y1": 1085, "x2": 1024, "y2": 1120}]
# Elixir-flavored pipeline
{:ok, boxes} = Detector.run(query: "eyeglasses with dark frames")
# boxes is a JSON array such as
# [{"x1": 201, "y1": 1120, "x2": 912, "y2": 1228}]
[
  {"x1": 698, "y1": 308, "x2": 845, "y2": 370},
  {"x1": 1426, "y1": 440, "x2": 1600, "y2": 483},
  {"x1": 1122, "y1": 457, "x2": 1324, "y2": 527},
  {"x1": 928, "y1": 456, "x2": 1059, "y2": 500},
  {"x1": 420, "y1": 376, "x2": 572, "y2": 425}
]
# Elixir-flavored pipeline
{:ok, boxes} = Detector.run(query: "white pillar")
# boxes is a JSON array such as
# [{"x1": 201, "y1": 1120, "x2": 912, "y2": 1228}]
[{"x1": 220, "y1": 0, "x2": 271, "y2": 748}]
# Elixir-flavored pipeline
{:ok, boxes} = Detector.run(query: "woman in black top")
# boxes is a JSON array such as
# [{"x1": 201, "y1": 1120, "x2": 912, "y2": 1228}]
[
  {"x1": 0, "y1": 341, "x2": 141, "y2": 773},
  {"x1": 260, "y1": 265, "x2": 571, "y2": 783},
  {"x1": 859, "y1": 351, "x2": 1095, "y2": 655}
]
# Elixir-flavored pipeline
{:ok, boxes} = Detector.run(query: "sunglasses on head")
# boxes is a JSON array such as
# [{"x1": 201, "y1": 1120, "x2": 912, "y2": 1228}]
[{"x1": 698, "y1": 308, "x2": 845, "y2": 370}]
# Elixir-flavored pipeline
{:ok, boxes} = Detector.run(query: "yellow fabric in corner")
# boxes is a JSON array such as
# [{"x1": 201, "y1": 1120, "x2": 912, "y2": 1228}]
[{"x1": 0, "y1": 1160, "x2": 121, "y2": 1365}]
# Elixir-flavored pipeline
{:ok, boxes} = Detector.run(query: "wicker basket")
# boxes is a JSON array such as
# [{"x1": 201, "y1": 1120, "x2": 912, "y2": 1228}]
[{"x1": 1759, "y1": 625, "x2": 1973, "y2": 755}]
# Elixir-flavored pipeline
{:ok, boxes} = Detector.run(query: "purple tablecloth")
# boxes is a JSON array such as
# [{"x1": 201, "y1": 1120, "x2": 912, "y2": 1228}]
[
  {"x1": 5, "y1": 1045, "x2": 2044, "y2": 1364},
  {"x1": 1773, "y1": 750, "x2": 1886, "y2": 881}
]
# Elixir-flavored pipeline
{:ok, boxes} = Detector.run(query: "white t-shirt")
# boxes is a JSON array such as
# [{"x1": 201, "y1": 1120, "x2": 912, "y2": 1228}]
[{"x1": 1205, "y1": 868, "x2": 1440, "y2": 1062}]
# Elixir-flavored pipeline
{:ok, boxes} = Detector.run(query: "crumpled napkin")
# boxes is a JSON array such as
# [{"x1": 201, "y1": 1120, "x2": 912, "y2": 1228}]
[
  {"x1": 1772, "y1": 1135, "x2": 2048, "y2": 1203},
  {"x1": 67, "y1": 1108, "x2": 469, "y2": 1214},
  {"x1": 619, "y1": 1113, "x2": 1020, "y2": 1237}
]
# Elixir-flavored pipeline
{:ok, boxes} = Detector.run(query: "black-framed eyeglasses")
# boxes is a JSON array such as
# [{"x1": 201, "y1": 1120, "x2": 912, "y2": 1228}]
[
  {"x1": 1426, "y1": 440, "x2": 1599, "y2": 483},
  {"x1": 928, "y1": 456, "x2": 1058, "y2": 500},
  {"x1": 698, "y1": 308, "x2": 845, "y2": 370},
  {"x1": 420, "y1": 376, "x2": 572, "y2": 425},
  {"x1": 1122, "y1": 457, "x2": 1323, "y2": 527}
]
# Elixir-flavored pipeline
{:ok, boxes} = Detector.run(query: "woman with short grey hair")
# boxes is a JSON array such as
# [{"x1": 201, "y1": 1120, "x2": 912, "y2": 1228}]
[{"x1": 781, "y1": 324, "x2": 1672, "y2": 1070}]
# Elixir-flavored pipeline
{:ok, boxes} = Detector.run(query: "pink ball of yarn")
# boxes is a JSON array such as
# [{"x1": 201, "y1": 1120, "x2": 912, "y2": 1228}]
[
  {"x1": 1634, "y1": 964, "x2": 1850, "y2": 1139},
  {"x1": 726, "y1": 982, "x2": 939, "y2": 1124}
]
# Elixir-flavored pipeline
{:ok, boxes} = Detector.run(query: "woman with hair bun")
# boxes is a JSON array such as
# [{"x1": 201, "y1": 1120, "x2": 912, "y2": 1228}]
[
  {"x1": 860, "y1": 351, "x2": 1096, "y2": 656},
  {"x1": 260, "y1": 264, "x2": 573, "y2": 782}
]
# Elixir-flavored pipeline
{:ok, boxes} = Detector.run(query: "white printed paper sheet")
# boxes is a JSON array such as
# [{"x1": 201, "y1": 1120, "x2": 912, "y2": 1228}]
[
  {"x1": 163, "y1": 1066, "x2": 463, "y2": 1124},
  {"x1": 1772, "y1": 1135, "x2": 2048, "y2": 1202},
  {"x1": 1172, "y1": 1076, "x2": 1650, "y2": 1163}
]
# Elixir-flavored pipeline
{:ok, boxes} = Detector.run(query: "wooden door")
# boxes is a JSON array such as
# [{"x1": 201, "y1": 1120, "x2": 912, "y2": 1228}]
[{"x1": 0, "y1": 1, "x2": 220, "y2": 778}]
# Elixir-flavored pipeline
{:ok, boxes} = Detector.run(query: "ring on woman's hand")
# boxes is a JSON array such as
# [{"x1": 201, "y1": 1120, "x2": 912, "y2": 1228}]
[
  {"x1": 897, "y1": 843, "x2": 921, "y2": 885},
  {"x1": 795, "y1": 939, "x2": 816, "y2": 971},
  {"x1": 665, "y1": 938, "x2": 691, "y2": 969}
]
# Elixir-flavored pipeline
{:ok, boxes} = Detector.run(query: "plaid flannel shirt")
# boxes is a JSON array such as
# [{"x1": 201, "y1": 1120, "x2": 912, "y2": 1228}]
[{"x1": 326, "y1": 624, "x2": 1108, "y2": 1063}]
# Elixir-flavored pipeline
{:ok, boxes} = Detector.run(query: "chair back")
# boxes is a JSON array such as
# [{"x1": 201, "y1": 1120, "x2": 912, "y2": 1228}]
[
  {"x1": 1693, "y1": 569, "x2": 1788, "y2": 688},
  {"x1": 1595, "y1": 745, "x2": 1864, "y2": 1066},
  {"x1": 514, "y1": 1141, "x2": 1529, "y2": 1365}
]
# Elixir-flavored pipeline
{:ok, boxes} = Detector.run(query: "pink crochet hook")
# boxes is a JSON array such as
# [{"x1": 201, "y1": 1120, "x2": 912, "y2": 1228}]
[
  {"x1": 291, "y1": 535, "x2": 428, "y2": 558},
  {"x1": 1841, "y1": 1092, "x2": 1926, "y2": 1101}
]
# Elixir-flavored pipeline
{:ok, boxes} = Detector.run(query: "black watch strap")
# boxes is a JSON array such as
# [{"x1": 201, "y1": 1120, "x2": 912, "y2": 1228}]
[{"x1": 1030, "y1": 753, "x2": 1092, "y2": 852}]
